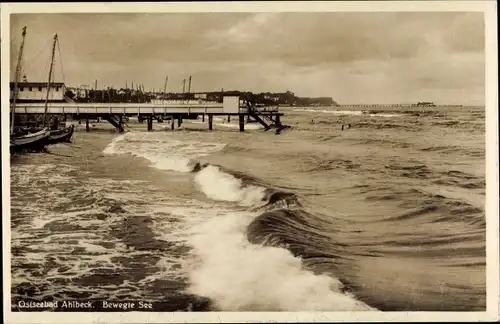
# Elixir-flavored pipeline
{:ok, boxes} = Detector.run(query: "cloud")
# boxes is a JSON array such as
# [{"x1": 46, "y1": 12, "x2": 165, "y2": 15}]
[{"x1": 9, "y1": 12, "x2": 485, "y2": 104}]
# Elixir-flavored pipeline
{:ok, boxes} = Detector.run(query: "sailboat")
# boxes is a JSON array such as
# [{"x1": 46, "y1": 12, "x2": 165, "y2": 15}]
[{"x1": 10, "y1": 26, "x2": 51, "y2": 153}]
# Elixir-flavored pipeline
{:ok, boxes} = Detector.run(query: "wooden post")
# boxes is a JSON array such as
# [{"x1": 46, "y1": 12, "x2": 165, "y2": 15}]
[
  {"x1": 178, "y1": 117, "x2": 182, "y2": 128},
  {"x1": 86, "y1": 118, "x2": 90, "y2": 132},
  {"x1": 208, "y1": 115, "x2": 213, "y2": 131},
  {"x1": 147, "y1": 115, "x2": 153, "y2": 131},
  {"x1": 171, "y1": 116, "x2": 175, "y2": 130},
  {"x1": 227, "y1": 115, "x2": 231, "y2": 122},
  {"x1": 239, "y1": 114, "x2": 245, "y2": 132},
  {"x1": 275, "y1": 114, "x2": 280, "y2": 125},
  {"x1": 202, "y1": 114, "x2": 205, "y2": 122}
]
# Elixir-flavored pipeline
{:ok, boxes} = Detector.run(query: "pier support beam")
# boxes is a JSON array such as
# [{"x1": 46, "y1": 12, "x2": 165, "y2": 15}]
[
  {"x1": 147, "y1": 115, "x2": 153, "y2": 131},
  {"x1": 178, "y1": 117, "x2": 182, "y2": 128},
  {"x1": 202, "y1": 114, "x2": 205, "y2": 122},
  {"x1": 208, "y1": 115, "x2": 213, "y2": 131},
  {"x1": 86, "y1": 119, "x2": 90, "y2": 132},
  {"x1": 239, "y1": 114, "x2": 245, "y2": 132},
  {"x1": 171, "y1": 116, "x2": 175, "y2": 130},
  {"x1": 119, "y1": 115, "x2": 124, "y2": 132},
  {"x1": 275, "y1": 114, "x2": 281, "y2": 126},
  {"x1": 227, "y1": 115, "x2": 231, "y2": 123}
]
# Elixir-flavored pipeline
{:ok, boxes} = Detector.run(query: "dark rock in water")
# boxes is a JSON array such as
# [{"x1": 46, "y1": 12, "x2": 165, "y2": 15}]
[
  {"x1": 107, "y1": 204, "x2": 125, "y2": 213},
  {"x1": 192, "y1": 163, "x2": 202, "y2": 172},
  {"x1": 192, "y1": 162, "x2": 209, "y2": 173}
]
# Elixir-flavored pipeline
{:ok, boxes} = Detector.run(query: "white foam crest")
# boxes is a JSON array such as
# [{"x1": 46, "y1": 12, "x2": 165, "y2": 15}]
[
  {"x1": 143, "y1": 152, "x2": 192, "y2": 172},
  {"x1": 294, "y1": 108, "x2": 402, "y2": 118},
  {"x1": 194, "y1": 165, "x2": 266, "y2": 206},
  {"x1": 185, "y1": 210, "x2": 374, "y2": 311},
  {"x1": 216, "y1": 122, "x2": 263, "y2": 130},
  {"x1": 294, "y1": 108, "x2": 363, "y2": 116},
  {"x1": 103, "y1": 132, "x2": 225, "y2": 173},
  {"x1": 102, "y1": 133, "x2": 127, "y2": 155},
  {"x1": 191, "y1": 119, "x2": 264, "y2": 130}
]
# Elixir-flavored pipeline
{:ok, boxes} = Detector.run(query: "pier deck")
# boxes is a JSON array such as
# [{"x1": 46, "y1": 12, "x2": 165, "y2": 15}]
[
  {"x1": 12, "y1": 102, "x2": 279, "y2": 115},
  {"x1": 12, "y1": 98, "x2": 284, "y2": 133}
]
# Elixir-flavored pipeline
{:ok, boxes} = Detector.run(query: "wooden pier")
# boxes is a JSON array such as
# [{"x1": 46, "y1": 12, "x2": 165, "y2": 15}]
[{"x1": 12, "y1": 96, "x2": 284, "y2": 132}]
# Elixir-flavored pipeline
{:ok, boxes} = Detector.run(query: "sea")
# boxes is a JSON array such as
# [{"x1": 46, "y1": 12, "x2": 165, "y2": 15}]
[{"x1": 9, "y1": 105, "x2": 486, "y2": 312}]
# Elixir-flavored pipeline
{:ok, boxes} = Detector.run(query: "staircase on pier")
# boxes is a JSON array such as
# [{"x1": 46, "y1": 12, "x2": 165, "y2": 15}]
[
  {"x1": 246, "y1": 101, "x2": 282, "y2": 131},
  {"x1": 103, "y1": 115, "x2": 125, "y2": 132}
]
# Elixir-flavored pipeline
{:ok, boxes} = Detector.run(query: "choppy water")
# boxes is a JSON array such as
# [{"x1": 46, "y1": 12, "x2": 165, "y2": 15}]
[{"x1": 10, "y1": 106, "x2": 486, "y2": 311}]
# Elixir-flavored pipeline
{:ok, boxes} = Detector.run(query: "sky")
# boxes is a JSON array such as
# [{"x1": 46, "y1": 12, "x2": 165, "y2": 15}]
[{"x1": 9, "y1": 12, "x2": 485, "y2": 105}]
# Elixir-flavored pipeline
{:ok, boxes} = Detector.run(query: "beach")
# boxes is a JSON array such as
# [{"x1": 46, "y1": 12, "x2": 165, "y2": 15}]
[{"x1": 10, "y1": 105, "x2": 486, "y2": 311}]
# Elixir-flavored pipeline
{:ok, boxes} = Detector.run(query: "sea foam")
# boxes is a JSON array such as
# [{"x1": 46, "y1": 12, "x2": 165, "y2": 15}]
[
  {"x1": 103, "y1": 132, "x2": 225, "y2": 173},
  {"x1": 102, "y1": 131, "x2": 374, "y2": 311}
]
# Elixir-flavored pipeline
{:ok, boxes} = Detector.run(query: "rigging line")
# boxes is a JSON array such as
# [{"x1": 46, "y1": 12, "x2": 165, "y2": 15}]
[
  {"x1": 56, "y1": 37, "x2": 66, "y2": 84},
  {"x1": 37, "y1": 57, "x2": 52, "y2": 101},
  {"x1": 22, "y1": 39, "x2": 53, "y2": 75}
]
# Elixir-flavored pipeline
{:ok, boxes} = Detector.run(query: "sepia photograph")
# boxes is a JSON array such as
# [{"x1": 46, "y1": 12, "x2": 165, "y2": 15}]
[{"x1": 2, "y1": 1, "x2": 498, "y2": 323}]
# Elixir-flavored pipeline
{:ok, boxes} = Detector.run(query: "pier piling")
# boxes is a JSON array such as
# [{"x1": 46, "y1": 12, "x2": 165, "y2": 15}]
[
  {"x1": 178, "y1": 117, "x2": 182, "y2": 128},
  {"x1": 147, "y1": 115, "x2": 153, "y2": 131},
  {"x1": 227, "y1": 115, "x2": 231, "y2": 123},
  {"x1": 171, "y1": 116, "x2": 175, "y2": 130},
  {"x1": 208, "y1": 115, "x2": 213, "y2": 131},
  {"x1": 202, "y1": 114, "x2": 205, "y2": 122},
  {"x1": 239, "y1": 114, "x2": 245, "y2": 132},
  {"x1": 86, "y1": 119, "x2": 90, "y2": 132}
]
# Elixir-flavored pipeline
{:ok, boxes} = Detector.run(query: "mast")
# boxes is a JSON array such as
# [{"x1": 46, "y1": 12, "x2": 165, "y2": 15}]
[
  {"x1": 188, "y1": 76, "x2": 192, "y2": 93},
  {"x1": 162, "y1": 76, "x2": 168, "y2": 103},
  {"x1": 11, "y1": 26, "x2": 27, "y2": 135},
  {"x1": 43, "y1": 33, "x2": 58, "y2": 128}
]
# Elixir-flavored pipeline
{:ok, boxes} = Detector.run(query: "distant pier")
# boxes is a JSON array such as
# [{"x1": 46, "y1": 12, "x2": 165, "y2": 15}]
[
  {"x1": 338, "y1": 103, "x2": 463, "y2": 108},
  {"x1": 12, "y1": 96, "x2": 284, "y2": 133}
]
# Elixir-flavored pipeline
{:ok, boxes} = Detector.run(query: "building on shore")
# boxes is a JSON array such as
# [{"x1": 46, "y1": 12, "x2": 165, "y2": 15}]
[{"x1": 10, "y1": 82, "x2": 66, "y2": 103}]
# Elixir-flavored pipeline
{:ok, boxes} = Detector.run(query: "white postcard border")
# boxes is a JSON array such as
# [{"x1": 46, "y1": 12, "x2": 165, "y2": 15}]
[{"x1": 1, "y1": 1, "x2": 498, "y2": 323}]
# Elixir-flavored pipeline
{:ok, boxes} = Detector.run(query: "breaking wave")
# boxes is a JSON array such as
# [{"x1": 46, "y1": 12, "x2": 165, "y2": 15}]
[{"x1": 102, "y1": 132, "x2": 375, "y2": 311}]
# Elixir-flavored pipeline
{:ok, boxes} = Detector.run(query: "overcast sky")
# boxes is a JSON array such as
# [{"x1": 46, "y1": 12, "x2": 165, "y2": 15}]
[{"x1": 10, "y1": 12, "x2": 484, "y2": 105}]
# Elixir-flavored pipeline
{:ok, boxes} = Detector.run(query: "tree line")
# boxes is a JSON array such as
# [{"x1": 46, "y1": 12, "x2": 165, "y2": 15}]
[{"x1": 65, "y1": 88, "x2": 336, "y2": 106}]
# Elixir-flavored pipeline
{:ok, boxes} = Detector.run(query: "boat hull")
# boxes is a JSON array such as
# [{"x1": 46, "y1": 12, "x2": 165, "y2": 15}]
[
  {"x1": 47, "y1": 125, "x2": 74, "y2": 145},
  {"x1": 10, "y1": 128, "x2": 50, "y2": 153}
]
